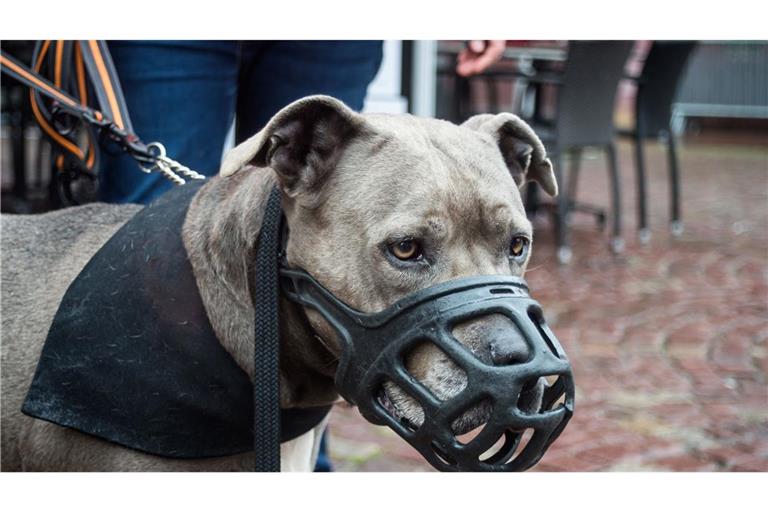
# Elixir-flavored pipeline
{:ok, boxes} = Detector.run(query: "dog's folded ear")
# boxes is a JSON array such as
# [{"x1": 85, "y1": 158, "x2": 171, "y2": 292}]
[
  {"x1": 461, "y1": 113, "x2": 558, "y2": 196},
  {"x1": 221, "y1": 95, "x2": 363, "y2": 198}
]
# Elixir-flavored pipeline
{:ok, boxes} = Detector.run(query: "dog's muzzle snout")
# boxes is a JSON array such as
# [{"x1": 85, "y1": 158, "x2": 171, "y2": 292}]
[
  {"x1": 453, "y1": 313, "x2": 532, "y2": 366},
  {"x1": 281, "y1": 270, "x2": 575, "y2": 472}
]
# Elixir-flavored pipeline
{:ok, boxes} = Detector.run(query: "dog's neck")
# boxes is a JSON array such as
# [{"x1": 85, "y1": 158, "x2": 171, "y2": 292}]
[{"x1": 182, "y1": 170, "x2": 339, "y2": 408}]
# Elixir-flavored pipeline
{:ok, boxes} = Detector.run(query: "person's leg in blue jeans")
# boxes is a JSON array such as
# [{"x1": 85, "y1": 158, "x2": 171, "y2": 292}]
[
  {"x1": 236, "y1": 41, "x2": 383, "y2": 471},
  {"x1": 235, "y1": 41, "x2": 382, "y2": 141},
  {"x1": 100, "y1": 41, "x2": 239, "y2": 204}
]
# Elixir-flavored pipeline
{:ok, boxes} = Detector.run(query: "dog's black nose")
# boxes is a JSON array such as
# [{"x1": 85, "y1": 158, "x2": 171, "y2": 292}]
[
  {"x1": 453, "y1": 314, "x2": 532, "y2": 366},
  {"x1": 488, "y1": 327, "x2": 531, "y2": 365}
]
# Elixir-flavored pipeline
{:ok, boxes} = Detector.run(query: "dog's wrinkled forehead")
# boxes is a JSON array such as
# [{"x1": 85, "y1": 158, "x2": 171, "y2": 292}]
[{"x1": 331, "y1": 114, "x2": 529, "y2": 228}]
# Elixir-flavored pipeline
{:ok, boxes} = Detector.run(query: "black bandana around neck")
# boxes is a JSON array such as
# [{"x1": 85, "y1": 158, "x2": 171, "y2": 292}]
[{"x1": 22, "y1": 181, "x2": 330, "y2": 459}]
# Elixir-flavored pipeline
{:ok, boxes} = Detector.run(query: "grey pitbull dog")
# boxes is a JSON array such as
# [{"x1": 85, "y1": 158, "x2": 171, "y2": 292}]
[{"x1": 1, "y1": 95, "x2": 557, "y2": 471}]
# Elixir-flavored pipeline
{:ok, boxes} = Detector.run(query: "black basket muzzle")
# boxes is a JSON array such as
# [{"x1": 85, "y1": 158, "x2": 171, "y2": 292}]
[{"x1": 281, "y1": 269, "x2": 575, "y2": 471}]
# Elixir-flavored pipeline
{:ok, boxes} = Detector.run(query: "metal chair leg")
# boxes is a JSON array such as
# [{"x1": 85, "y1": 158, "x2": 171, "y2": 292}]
[
  {"x1": 606, "y1": 143, "x2": 624, "y2": 254},
  {"x1": 566, "y1": 148, "x2": 582, "y2": 227},
  {"x1": 633, "y1": 129, "x2": 650, "y2": 244},
  {"x1": 664, "y1": 127, "x2": 683, "y2": 237},
  {"x1": 553, "y1": 151, "x2": 572, "y2": 264}
]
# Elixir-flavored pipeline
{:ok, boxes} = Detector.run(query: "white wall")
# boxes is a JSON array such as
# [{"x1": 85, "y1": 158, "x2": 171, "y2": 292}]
[{"x1": 363, "y1": 40, "x2": 408, "y2": 114}]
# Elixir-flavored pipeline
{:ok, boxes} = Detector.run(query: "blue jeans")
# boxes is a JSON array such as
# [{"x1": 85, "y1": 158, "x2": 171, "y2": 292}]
[{"x1": 101, "y1": 41, "x2": 383, "y2": 204}]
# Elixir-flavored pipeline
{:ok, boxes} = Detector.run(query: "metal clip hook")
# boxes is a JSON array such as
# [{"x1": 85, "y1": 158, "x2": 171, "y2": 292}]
[{"x1": 137, "y1": 142, "x2": 205, "y2": 185}]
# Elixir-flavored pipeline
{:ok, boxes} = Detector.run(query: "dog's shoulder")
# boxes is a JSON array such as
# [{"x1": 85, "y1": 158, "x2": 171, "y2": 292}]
[
  {"x1": 2, "y1": 202, "x2": 143, "y2": 247},
  {"x1": 1, "y1": 202, "x2": 144, "y2": 312}
]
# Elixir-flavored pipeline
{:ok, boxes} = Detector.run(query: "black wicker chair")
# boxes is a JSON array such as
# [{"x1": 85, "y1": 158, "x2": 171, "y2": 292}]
[
  {"x1": 625, "y1": 41, "x2": 697, "y2": 243},
  {"x1": 518, "y1": 41, "x2": 634, "y2": 264}
]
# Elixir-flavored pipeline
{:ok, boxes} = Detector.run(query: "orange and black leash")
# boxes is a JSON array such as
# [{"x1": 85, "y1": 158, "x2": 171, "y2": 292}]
[{"x1": 0, "y1": 42, "x2": 204, "y2": 193}]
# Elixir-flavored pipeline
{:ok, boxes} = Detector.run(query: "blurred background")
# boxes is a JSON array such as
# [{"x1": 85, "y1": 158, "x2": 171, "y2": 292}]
[{"x1": 1, "y1": 40, "x2": 766, "y2": 471}]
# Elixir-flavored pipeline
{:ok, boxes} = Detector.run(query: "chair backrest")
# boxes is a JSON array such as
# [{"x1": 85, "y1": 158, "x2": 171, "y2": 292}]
[
  {"x1": 636, "y1": 41, "x2": 697, "y2": 135},
  {"x1": 556, "y1": 41, "x2": 634, "y2": 147}
]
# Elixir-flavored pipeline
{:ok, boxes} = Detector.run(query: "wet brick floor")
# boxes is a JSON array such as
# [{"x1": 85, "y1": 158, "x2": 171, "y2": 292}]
[{"x1": 326, "y1": 136, "x2": 768, "y2": 471}]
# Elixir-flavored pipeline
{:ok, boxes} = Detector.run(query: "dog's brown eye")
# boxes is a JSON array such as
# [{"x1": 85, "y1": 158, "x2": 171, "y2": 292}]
[
  {"x1": 509, "y1": 236, "x2": 528, "y2": 259},
  {"x1": 390, "y1": 239, "x2": 421, "y2": 261}
]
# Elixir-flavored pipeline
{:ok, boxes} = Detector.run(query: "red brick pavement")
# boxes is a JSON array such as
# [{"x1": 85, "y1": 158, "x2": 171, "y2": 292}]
[{"x1": 325, "y1": 136, "x2": 768, "y2": 472}]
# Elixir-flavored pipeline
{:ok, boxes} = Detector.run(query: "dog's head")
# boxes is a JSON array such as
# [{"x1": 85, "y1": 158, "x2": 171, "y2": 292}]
[{"x1": 222, "y1": 95, "x2": 558, "y2": 436}]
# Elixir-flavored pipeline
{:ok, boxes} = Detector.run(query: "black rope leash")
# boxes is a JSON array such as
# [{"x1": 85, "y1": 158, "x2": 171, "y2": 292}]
[{"x1": 252, "y1": 187, "x2": 283, "y2": 471}]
